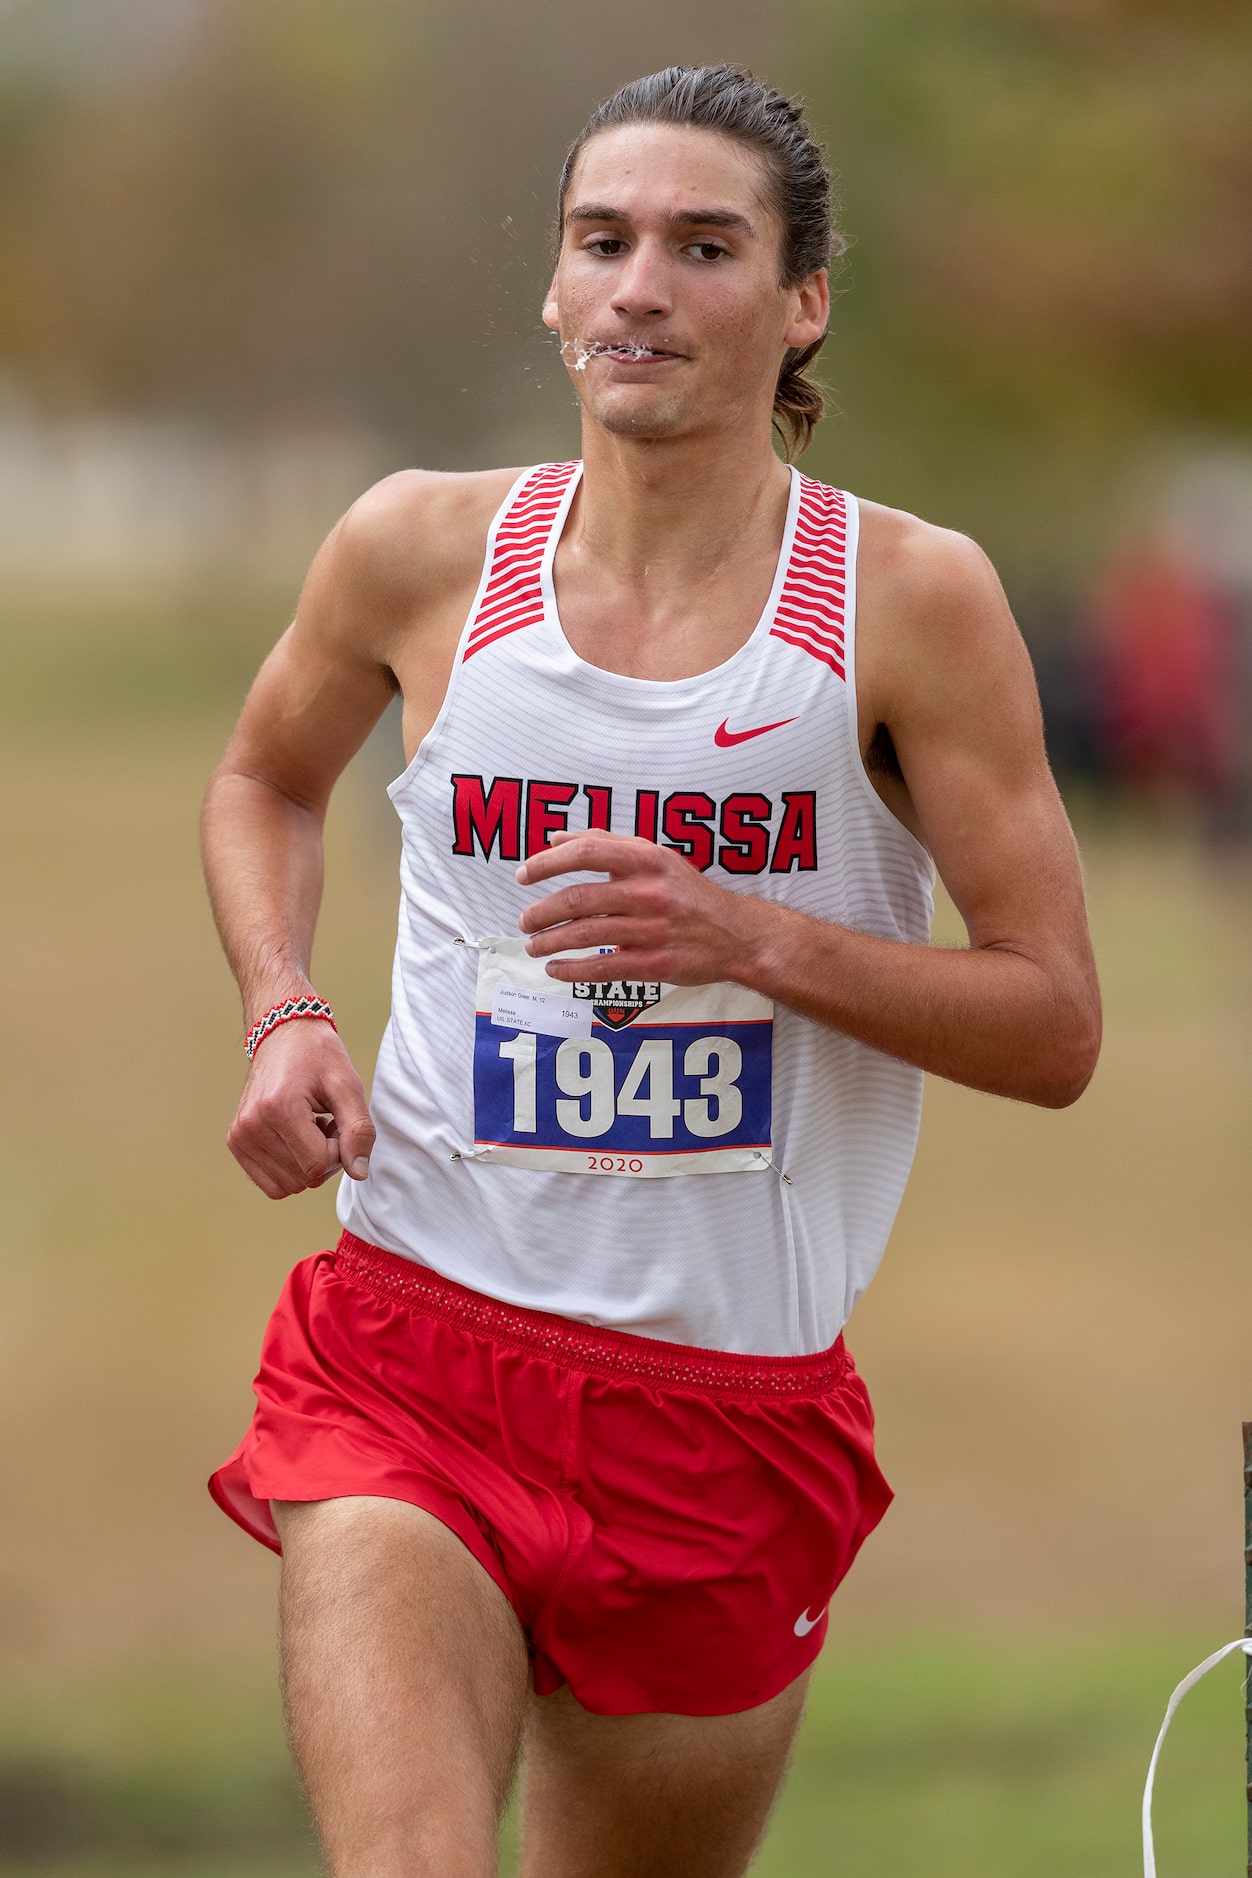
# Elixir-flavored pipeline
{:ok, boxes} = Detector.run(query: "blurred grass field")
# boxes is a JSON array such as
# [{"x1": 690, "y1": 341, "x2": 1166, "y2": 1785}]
[
  {"x1": 0, "y1": 1630, "x2": 1246, "y2": 1876},
  {"x1": 2, "y1": 592, "x2": 1250, "y2": 1873}
]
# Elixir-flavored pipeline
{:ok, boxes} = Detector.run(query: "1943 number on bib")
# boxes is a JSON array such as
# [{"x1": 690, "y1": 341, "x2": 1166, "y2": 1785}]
[{"x1": 468, "y1": 940, "x2": 774, "y2": 1177}]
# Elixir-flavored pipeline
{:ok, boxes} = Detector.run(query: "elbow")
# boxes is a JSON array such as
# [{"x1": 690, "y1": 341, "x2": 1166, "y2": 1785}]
[
  {"x1": 201, "y1": 759, "x2": 232, "y2": 816},
  {"x1": 1031, "y1": 1002, "x2": 1102, "y2": 1109},
  {"x1": 199, "y1": 763, "x2": 229, "y2": 849},
  {"x1": 200, "y1": 760, "x2": 252, "y2": 854},
  {"x1": 202, "y1": 758, "x2": 326, "y2": 823}
]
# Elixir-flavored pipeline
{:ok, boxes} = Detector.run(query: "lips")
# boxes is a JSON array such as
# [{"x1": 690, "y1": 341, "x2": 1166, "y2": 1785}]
[{"x1": 590, "y1": 340, "x2": 682, "y2": 363}]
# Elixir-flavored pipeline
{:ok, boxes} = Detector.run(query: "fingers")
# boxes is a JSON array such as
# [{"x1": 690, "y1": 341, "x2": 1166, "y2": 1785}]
[
  {"x1": 230, "y1": 1138, "x2": 332, "y2": 1202},
  {"x1": 229, "y1": 1144, "x2": 290, "y2": 1202},
  {"x1": 226, "y1": 1027, "x2": 375, "y2": 1199},
  {"x1": 323, "y1": 1073, "x2": 376, "y2": 1181},
  {"x1": 526, "y1": 917, "x2": 664, "y2": 961},
  {"x1": 520, "y1": 851, "x2": 764, "y2": 988},
  {"x1": 515, "y1": 832, "x2": 661, "y2": 887},
  {"x1": 540, "y1": 946, "x2": 669, "y2": 984},
  {"x1": 228, "y1": 1097, "x2": 341, "y2": 1198},
  {"x1": 518, "y1": 878, "x2": 647, "y2": 939}
]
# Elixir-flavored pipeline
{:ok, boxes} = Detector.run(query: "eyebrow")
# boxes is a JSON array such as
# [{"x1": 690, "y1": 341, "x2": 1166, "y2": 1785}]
[{"x1": 565, "y1": 204, "x2": 757, "y2": 237}]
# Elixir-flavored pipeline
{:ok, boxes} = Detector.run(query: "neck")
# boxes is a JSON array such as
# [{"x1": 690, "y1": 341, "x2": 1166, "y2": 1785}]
[{"x1": 572, "y1": 422, "x2": 793, "y2": 589}]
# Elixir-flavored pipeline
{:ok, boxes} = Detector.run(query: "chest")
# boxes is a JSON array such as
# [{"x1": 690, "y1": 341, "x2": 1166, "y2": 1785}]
[{"x1": 549, "y1": 541, "x2": 784, "y2": 683}]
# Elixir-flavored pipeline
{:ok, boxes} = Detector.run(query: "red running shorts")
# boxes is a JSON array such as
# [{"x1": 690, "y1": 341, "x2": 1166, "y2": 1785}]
[{"x1": 210, "y1": 1231, "x2": 892, "y2": 1717}]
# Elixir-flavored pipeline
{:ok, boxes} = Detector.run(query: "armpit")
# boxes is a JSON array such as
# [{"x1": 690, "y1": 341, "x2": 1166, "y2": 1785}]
[{"x1": 866, "y1": 721, "x2": 904, "y2": 781}]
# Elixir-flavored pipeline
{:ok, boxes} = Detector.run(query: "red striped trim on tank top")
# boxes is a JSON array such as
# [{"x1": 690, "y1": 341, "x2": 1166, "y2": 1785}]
[
  {"x1": 462, "y1": 462, "x2": 579, "y2": 661},
  {"x1": 769, "y1": 479, "x2": 847, "y2": 679}
]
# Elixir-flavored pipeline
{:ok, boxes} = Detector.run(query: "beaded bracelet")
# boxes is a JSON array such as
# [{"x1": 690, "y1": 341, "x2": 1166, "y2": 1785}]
[{"x1": 245, "y1": 995, "x2": 336, "y2": 1062}]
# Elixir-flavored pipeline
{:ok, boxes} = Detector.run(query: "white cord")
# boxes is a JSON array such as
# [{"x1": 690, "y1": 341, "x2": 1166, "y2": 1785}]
[{"x1": 1142, "y1": 1637, "x2": 1252, "y2": 1877}]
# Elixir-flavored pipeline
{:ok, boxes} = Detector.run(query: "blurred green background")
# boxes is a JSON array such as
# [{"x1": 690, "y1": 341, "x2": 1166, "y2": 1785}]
[{"x1": 1, "y1": 1, "x2": 1250, "y2": 1872}]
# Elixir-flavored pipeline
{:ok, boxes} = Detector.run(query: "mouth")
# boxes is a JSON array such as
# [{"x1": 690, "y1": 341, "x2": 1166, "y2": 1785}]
[{"x1": 562, "y1": 338, "x2": 683, "y2": 372}]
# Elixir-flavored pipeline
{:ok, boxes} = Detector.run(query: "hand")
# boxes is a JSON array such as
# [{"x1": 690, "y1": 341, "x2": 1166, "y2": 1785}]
[
  {"x1": 516, "y1": 829, "x2": 765, "y2": 988},
  {"x1": 227, "y1": 1019, "x2": 376, "y2": 1200}
]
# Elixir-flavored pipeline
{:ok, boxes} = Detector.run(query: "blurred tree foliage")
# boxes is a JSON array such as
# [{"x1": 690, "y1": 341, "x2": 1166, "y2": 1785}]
[
  {"x1": 0, "y1": 0, "x2": 776, "y2": 452},
  {"x1": 0, "y1": 0, "x2": 1246, "y2": 570},
  {"x1": 802, "y1": 0, "x2": 1252, "y2": 567}
]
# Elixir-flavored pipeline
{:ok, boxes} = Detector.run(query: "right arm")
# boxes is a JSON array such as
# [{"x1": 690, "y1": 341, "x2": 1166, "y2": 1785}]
[{"x1": 201, "y1": 471, "x2": 451, "y2": 1199}]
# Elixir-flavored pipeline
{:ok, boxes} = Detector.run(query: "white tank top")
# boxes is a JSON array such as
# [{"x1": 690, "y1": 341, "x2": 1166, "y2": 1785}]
[{"x1": 338, "y1": 461, "x2": 935, "y2": 1356}]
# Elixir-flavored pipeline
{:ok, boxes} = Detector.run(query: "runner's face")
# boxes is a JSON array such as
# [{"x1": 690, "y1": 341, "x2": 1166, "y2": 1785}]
[{"x1": 544, "y1": 125, "x2": 827, "y2": 444}]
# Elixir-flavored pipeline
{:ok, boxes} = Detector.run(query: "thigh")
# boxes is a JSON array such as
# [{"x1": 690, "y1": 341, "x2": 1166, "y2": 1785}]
[
  {"x1": 275, "y1": 1496, "x2": 530, "y2": 1878},
  {"x1": 518, "y1": 1670, "x2": 811, "y2": 1878}
]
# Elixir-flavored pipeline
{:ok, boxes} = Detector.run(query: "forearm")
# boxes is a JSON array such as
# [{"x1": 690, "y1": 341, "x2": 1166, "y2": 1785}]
[
  {"x1": 200, "y1": 769, "x2": 327, "y2": 1026},
  {"x1": 737, "y1": 897, "x2": 1099, "y2": 1108}
]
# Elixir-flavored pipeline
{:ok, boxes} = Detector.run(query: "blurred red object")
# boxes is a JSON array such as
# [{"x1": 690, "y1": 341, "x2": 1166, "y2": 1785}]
[{"x1": 1093, "y1": 539, "x2": 1244, "y2": 814}]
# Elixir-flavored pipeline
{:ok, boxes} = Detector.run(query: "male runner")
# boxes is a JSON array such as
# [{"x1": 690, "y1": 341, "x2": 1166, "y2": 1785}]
[{"x1": 203, "y1": 65, "x2": 1100, "y2": 1878}]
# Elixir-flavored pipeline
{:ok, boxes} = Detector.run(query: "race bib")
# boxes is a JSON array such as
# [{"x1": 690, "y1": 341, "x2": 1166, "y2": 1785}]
[{"x1": 468, "y1": 938, "x2": 773, "y2": 1177}]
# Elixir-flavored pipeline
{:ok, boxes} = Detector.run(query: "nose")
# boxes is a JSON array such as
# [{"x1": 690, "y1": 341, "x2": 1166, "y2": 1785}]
[{"x1": 611, "y1": 237, "x2": 673, "y2": 322}]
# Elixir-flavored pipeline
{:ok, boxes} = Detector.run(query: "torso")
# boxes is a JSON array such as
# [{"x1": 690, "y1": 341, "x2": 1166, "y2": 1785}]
[{"x1": 337, "y1": 460, "x2": 935, "y2": 1354}]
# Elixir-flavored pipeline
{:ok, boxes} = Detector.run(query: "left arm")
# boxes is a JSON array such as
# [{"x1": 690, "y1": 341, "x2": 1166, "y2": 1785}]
[{"x1": 517, "y1": 527, "x2": 1100, "y2": 1109}]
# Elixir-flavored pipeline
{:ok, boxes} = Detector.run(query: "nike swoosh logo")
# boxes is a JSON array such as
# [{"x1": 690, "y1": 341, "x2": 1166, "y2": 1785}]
[
  {"x1": 714, "y1": 716, "x2": 797, "y2": 748},
  {"x1": 793, "y1": 1607, "x2": 827, "y2": 1638}
]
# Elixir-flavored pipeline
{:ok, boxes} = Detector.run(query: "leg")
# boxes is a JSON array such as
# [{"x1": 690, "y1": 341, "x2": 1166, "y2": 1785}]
[
  {"x1": 274, "y1": 1496, "x2": 529, "y2": 1878},
  {"x1": 518, "y1": 1670, "x2": 811, "y2": 1878}
]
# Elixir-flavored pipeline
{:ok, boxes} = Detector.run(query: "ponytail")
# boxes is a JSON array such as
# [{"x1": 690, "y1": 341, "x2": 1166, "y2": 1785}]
[{"x1": 774, "y1": 337, "x2": 828, "y2": 461}]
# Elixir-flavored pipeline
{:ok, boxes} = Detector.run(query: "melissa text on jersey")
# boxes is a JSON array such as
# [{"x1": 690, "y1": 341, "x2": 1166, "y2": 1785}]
[{"x1": 450, "y1": 773, "x2": 818, "y2": 873}]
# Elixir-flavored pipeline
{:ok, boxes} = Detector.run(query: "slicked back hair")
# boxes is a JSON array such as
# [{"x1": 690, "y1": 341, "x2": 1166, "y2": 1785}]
[{"x1": 557, "y1": 65, "x2": 840, "y2": 459}]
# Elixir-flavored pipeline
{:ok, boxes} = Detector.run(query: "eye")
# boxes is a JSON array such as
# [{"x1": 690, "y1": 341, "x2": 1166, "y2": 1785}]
[
  {"x1": 687, "y1": 241, "x2": 729, "y2": 262},
  {"x1": 584, "y1": 237, "x2": 627, "y2": 258}
]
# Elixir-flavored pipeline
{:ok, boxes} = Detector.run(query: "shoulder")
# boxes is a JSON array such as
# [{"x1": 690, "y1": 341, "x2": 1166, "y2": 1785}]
[
  {"x1": 326, "y1": 465, "x2": 530, "y2": 613},
  {"x1": 855, "y1": 492, "x2": 1043, "y2": 754},
  {"x1": 852, "y1": 497, "x2": 1037, "y2": 738},
  {"x1": 855, "y1": 498, "x2": 1008, "y2": 637},
  {"x1": 854, "y1": 497, "x2": 1027, "y2": 689},
  {"x1": 288, "y1": 465, "x2": 531, "y2": 670}
]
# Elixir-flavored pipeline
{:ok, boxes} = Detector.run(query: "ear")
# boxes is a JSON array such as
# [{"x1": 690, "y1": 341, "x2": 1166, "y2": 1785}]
[
  {"x1": 782, "y1": 268, "x2": 829, "y2": 352},
  {"x1": 541, "y1": 273, "x2": 560, "y2": 333}
]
